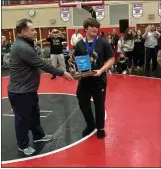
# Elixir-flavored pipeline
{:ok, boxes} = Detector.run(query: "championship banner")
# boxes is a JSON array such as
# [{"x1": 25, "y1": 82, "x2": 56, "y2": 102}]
[
  {"x1": 60, "y1": 8, "x2": 70, "y2": 22},
  {"x1": 95, "y1": 6, "x2": 105, "y2": 21},
  {"x1": 159, "y1": 2, "x2": 161, "y2": 16},
  {"x1": 132, "y1": 4, "x2": 143, "y2": 19}
]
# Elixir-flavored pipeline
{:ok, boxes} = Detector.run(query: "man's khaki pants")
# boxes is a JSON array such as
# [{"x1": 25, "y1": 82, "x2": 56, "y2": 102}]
[{"x1": 50, "y1": 54, "x2": 66, "y2": 71}]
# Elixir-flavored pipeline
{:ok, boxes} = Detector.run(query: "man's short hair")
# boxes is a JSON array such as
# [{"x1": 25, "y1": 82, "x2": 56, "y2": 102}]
[
  {"x1": 83, "y1": 18, "x2": 100, "y2": 29},
  {"x1": 16, "y1": 18, "x2": 33, "y2": 34}
]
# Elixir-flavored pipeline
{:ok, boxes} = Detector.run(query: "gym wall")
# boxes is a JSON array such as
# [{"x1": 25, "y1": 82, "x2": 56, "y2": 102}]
[
  {"x1": 2, "y1": 4, "x2": 72, "y2": 29},
  {"x1": 2, "y1": 1, "x2": 160, "y2": 29}
]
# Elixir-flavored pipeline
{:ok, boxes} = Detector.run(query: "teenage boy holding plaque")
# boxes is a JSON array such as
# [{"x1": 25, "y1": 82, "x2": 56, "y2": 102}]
[{"x1": 74, "y1": 18, "x2": 115, "y2": 139}]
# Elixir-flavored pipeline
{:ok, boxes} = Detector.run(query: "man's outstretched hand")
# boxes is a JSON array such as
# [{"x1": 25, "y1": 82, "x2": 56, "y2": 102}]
[{"x1": 63, "y1": 71, "x2": 74, "y2": 81}]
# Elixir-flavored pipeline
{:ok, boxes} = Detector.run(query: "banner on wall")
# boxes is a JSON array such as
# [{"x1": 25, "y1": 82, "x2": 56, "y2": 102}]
[
  {"x1": 159, "y1": 2, "x2": 161, "y2": 16},
  {"x1": 60, "y1": 8, "x2": 70, "y2": 22},
  {"x1": 132, "y1": 4, "x2": 143, "y2": 19},
  {"x1": 95, "y1": 6, "x2": 105, "y2": 21}
]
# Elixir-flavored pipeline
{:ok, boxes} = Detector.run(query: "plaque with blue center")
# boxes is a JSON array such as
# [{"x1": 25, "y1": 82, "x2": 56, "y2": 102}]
[
  {"x1": 68, "y1": 55, "x2": 96, "y2": 80},
  {"x1": 75, "y1": 55, "x2": 91, "y2": 71}
]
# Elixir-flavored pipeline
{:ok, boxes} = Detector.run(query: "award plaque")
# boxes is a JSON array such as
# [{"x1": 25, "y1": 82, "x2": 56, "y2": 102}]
[{"x1": 68, "y1": 55, "x2": 96, "y2": 80}]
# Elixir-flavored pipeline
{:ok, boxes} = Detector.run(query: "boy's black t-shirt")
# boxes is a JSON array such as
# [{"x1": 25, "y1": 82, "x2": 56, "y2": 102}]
[
  {"x1": 74, "y1": 37, "x2": 114, "y2": 84},
  {"x1": 46, "y1": 37, "x2": 65, "y2": 54}
]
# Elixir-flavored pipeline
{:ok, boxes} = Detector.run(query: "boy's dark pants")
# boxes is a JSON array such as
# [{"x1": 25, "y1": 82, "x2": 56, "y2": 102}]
[{"x1": 76, "y1": 78, "x2": 106, "y2": 130}]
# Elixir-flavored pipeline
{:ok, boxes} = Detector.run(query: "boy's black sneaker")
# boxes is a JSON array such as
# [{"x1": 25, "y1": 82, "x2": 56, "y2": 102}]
[
  {"x1": 82, "y1": 126, "x2": 95, "y2": 137},
  {"x1": 97, "y1": 129, "x2": 105, "y2": 139}
]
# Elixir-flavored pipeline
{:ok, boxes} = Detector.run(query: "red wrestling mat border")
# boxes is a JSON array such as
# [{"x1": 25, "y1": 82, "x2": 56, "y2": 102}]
[{"x1": 2, "y1": 74, "x2": 161, "y2": 167}]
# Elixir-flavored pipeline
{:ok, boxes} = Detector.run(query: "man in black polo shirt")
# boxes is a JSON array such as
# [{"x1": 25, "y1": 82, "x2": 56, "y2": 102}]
[
  {"x1": 74, "y1": 18, "x2": 114, "y2": 139},
  {"x1": 8, "y1": 18, "x2": 73, "y2": 155}
]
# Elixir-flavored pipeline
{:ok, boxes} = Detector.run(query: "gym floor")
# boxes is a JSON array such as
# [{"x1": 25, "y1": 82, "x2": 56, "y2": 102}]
[{"x1": 1, "y1": 71, "x2": 161, "y2": 167}]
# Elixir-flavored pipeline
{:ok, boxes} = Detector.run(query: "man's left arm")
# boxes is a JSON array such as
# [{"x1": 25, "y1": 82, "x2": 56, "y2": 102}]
[{"x1": 94, "y1": 40, "x2": 115, "y2": 76}]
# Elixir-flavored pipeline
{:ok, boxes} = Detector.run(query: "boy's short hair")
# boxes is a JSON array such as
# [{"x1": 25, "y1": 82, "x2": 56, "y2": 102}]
[{"x1": 83, "y1": 18, "x2": 100, "y2": 30}]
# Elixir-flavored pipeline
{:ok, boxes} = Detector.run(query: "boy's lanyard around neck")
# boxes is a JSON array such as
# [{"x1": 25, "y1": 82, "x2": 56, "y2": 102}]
[{"x1": 85, "y1": 36, "x2": 97, "y2": 56}]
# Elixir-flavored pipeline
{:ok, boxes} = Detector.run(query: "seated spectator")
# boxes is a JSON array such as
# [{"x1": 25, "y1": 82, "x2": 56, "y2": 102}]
[{"x1": 116, "y1": 52, "x2": 130, "y2": 74}]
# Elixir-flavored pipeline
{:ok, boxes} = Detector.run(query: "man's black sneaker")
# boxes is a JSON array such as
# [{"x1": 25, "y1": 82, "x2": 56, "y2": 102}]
[
  {"x1": 82, "y1": 127, "x2": 95, "y2": 137},
  {"x1": 97, "y1": 129, "x2": 105, "y2": 139}
]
